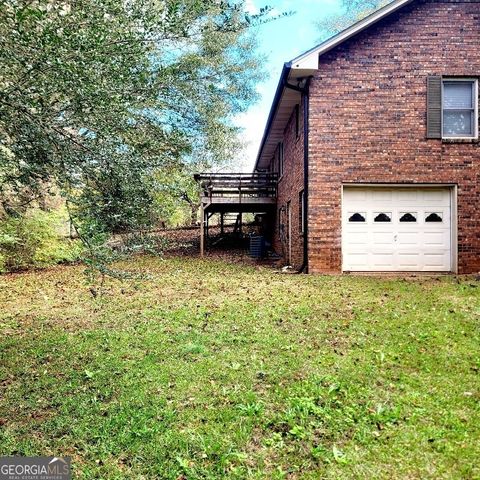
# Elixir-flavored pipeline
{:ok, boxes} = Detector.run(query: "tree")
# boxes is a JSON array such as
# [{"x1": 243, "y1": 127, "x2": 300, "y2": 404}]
[
  {"x1": 0, "y1": 0, "x2": 273, "y2": 268},
  {"x1": 154, "y1": 164, "x2": 202, "y2": 227},
  {"x1": 316, "y1": 0, "x2": 391, "y2": 39}
]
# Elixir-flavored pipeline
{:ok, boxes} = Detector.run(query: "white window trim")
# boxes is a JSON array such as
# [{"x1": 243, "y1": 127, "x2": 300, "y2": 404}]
[
  {"x1": 277, "y1": 141, "x2": 285, "y2": 180},
  {"x1": 441, "y1": 78, "x2": 478, "y2": 140}
]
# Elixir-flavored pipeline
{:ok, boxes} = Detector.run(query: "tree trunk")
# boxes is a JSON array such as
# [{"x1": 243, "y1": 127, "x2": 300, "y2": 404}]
[{"x1": 191, "y1": 203, "x2": 199, "y2": 226}]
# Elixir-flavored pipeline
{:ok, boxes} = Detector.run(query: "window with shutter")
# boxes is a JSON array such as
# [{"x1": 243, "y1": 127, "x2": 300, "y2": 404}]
[{"x1": 442, "y1": 79, "x2": 478, "y2": 138}]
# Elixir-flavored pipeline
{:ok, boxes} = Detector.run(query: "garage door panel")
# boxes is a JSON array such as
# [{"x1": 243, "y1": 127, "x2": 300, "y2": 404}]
[
  {"x1": 347, "y1": 190, "x2": 368, "y2": 202},
  {"x1": 372, "y1": 190, "x2": 393, "y2": 202},
  {"x1": 423, "y1": 231, "x2": 449, "y2": 246},
  {"x1": 422, "y1": 189, "x2": 450, "y2": 204},
  {"x1": 371, "y1": 253, "x2": 395, "y2": 267},
  {"x1": 349, "y1": 230, "x2": 369, "y2": 246},
  {"x1": 343, "y1": 187, "x2": 452, "y2": 272},
  {"x1": 347, "y1": 253, "x2": 369, "y2": 268},
  {"x1": 397, "y1": 252, "x2": 421, "y2": 266},
  {"x1": 396, "y1": 189, "x2": 419, "y2": 203},
  {"x1": 396, "y1": 232, "x2": 420, "y2": 246},
  {"x1": 424, "y1": 252, "x2": 450, "y2": 267},
  {"x1": 372, "y1": 231, "x2": 395, "y2": 245}
]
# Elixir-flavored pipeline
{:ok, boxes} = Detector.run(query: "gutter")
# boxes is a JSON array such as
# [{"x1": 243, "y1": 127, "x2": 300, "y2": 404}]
[{"x1": 301, "y1": 77, "x2": 312, "y2": 273}]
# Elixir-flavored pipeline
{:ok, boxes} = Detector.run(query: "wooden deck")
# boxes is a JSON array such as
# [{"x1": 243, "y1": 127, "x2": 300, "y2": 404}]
[
  {"x1": 194, "y1": 172, "x2": 278, "y2": 212},
  {"x1": 194, "y1": 172, "x2": 278, "y2": 255}
]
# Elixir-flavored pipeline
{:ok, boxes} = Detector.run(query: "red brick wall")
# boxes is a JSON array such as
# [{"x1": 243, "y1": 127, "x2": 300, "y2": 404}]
[
  {"x1": 308, "y1": 0, "x2": 480, "y2": 274},
  {"x1": 272, "y1": 102, "x2": 305, "y2": 268}
]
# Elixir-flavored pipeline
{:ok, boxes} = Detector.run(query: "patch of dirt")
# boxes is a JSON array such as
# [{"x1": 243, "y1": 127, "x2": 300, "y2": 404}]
[{"x1": 155, "y1": 225, "x2": 283, "y2": 268}]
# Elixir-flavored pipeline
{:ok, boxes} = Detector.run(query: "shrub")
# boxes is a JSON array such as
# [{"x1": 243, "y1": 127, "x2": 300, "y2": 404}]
[{"x1": 0, "y1": 208, "x2": 83, "y2": 272}]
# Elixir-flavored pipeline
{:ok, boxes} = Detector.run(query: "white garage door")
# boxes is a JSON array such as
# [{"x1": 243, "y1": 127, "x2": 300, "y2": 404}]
[{"x1": 342, "y1": 187, "x2": 452, "y2": 272}]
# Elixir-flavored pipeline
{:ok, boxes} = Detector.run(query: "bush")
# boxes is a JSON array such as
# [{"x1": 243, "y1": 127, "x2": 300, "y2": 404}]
[{"x1": 0, "y1": 208, "x2": 83, "y2": 272}]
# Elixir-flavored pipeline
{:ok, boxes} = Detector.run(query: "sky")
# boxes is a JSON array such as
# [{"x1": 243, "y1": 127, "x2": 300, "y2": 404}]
[{"x1": 234, "y1": 0, "x2": 344, "y2": 170}]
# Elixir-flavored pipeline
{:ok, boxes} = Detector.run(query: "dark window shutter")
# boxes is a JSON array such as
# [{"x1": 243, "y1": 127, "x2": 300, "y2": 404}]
[{"x1": 427, "y1": 75, "x2": 442, "y2": 139}]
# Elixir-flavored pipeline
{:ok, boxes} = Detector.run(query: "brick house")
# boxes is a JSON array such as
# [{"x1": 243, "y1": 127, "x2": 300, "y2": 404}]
[{"x1": 253, "y1": 0, "x2": 480, "y2": 274}]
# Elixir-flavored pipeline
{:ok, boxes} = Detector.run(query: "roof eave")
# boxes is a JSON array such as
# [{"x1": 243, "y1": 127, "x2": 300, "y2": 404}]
[{"x1": 253, "y1": 62, "x2": 291, "y2": 172}]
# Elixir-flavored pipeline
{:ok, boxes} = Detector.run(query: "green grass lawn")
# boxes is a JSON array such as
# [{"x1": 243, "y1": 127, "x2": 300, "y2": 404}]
[{"x1": 0, "y1": 256, "x2": 479, "y2": 479}]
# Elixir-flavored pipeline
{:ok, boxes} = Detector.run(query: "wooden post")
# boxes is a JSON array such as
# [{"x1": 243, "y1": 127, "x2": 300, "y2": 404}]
[
  {"x1": 206, "y1": 212, "x2": 209, "y2": 240},
  {"x1": 200, "y1": 205, "x2": 205, "y2": 257},
  {"x1": 239, "y1": 212, "x2": 242, "y2": 236},
  {"x1": 220, "y1": 213, "x2": 224, "y2": 234}
]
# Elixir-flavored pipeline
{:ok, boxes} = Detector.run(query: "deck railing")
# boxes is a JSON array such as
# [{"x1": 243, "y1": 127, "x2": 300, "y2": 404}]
[{"x1": 194, "y1": 172, "x2": 278, "y2": 200}]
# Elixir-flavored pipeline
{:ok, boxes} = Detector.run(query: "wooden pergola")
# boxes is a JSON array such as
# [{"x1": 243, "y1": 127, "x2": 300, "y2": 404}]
[{"x1": 194, "y1": 172, "x2": 278, "y2": 256}]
